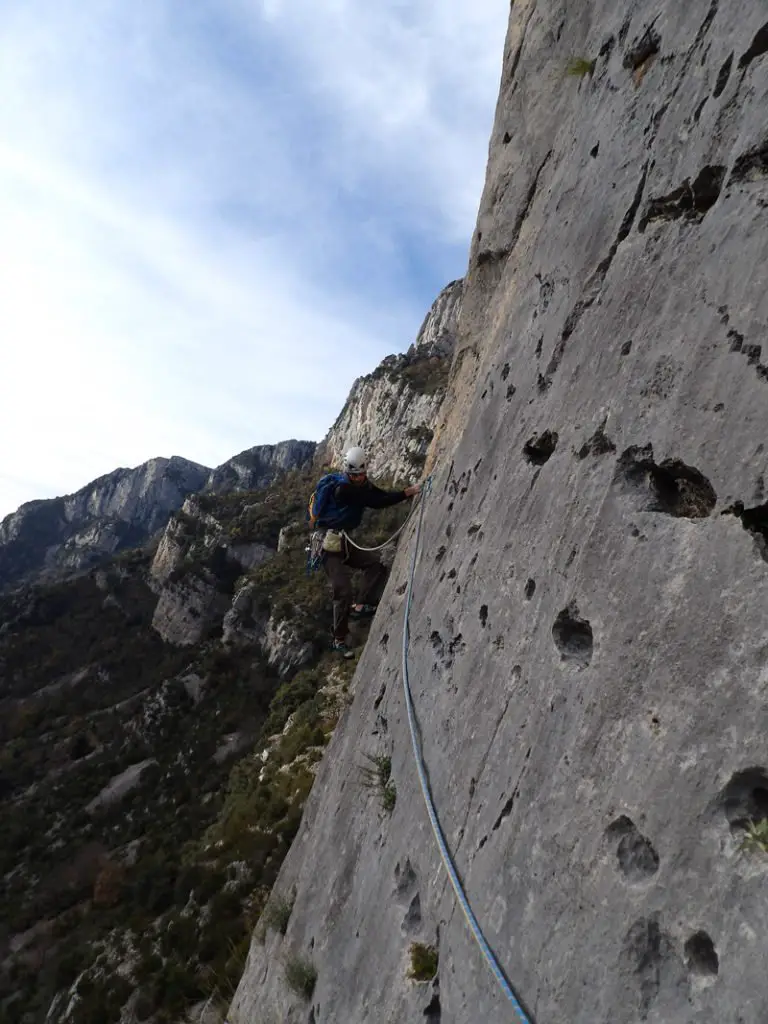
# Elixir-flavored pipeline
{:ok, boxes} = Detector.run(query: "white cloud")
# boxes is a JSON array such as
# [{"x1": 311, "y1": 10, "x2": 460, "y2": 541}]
[{"x1": 0, "y1": 0, "x2": 508, "y2": 519}]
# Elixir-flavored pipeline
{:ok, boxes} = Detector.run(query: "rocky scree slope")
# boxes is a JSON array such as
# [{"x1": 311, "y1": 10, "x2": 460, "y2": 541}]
[
  {"x1": 0, "y1": 442, "x2": 315, "y2": 594},
  {"x1": 231, "y1": 3, "x2": 768, "y2": 1024}
]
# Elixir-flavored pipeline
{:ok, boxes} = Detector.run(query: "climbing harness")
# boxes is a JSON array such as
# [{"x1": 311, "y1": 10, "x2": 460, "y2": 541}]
[
  {"x1": 401, "y1": 477, "x2": 534, "y2": 1024},
  {"x1": 341, "y1": 501, "x2": 417, "y2": 553},
  {"x1": 306, "y1": 494, "x2": 420, "y2": 572}
]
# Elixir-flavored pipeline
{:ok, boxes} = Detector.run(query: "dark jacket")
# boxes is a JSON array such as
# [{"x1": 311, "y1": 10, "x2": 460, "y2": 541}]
[{"x1": 332, "y1": 479, "x2": 408, "y2": 531}]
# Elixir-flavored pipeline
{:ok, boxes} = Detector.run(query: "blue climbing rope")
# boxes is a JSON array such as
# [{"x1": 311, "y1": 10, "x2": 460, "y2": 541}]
[{"x1": 401, "y1": 478, "x2": 534, "y2": 1024}]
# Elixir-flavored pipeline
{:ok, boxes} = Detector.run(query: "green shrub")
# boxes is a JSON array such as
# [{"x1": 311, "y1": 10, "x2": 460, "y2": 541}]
[
  {"x1": 740, "y1": 818, "x2": 768, "y2": 854},
  {"x1": 284, "y1": 955, "x2": 317, "y2": 1000},
  {"x1": 566, "y1": 57, "x2": 596, "y2": 77},
  {"x1": 360, "y1": 753, "x2": 396, "y2": 812},
  {"x1": 408, "y1": 942, "x2": 439, "y2": 981},
  {"x1": 263, "y1": 891, "x2": 295, "y2": 935}
]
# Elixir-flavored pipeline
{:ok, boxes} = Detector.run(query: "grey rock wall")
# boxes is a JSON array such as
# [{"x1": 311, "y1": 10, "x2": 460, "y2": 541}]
[
  {"x1": 0, "y1": 443, "x2": 315, "y2": 594},
  {"x1": 231, "y1": 3, "x2": 768, "y2": 1023},
  {"x1": 204, "y1": 440, "x2": 316, "y2": 493},
  {"x1": 318, "y1": 280, "x2": 462, "y2": 483},
  {"x1": 0, "y1": 457, "x2": 210, "y2": 591}
]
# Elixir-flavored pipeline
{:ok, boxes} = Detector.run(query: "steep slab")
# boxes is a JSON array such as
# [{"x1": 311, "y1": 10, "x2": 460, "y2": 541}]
[{"x1": 232, "y1": 3, "x2": 768, "y2": 1023}]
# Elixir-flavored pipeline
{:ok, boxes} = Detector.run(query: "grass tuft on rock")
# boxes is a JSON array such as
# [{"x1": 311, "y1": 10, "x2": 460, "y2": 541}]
[{"x1": 408, "y1": 942, "x2": 439, "y2": 981}]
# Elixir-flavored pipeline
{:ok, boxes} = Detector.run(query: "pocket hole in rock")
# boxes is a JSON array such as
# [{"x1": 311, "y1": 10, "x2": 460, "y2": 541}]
[
  {"x1": 552, "y1": 604, "x2": 593, "y2": 668},
  {"x1": 523, "y1": 430, "x2": 559, "y2": 465},
  {"x1": 684, "y1": 931, "x2": 719, "y2": 976},
  {"x1": 719, "y1": 767, "x2": 768, "y2": 833},
  {"x1": 607, "y1": 815, "x2": 660, "y2": 881}
]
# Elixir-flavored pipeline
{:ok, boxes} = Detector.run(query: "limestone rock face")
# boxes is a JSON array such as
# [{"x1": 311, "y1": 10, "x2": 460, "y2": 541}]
[
  {"x1": 231, "y1": 4, "x2": 768, "y2": 1024},
  {"x1": 204, "y1": 440, "x2": 316, "y2": 493},
  {"x1": 261, "y1": 615, "x2": 313, "y2": 678},
  {"x1": 221, "y1": 584, "x2": 313, "y2": 676},
  {"x1": 151, "y1": 573, "x2": 229, "y2": 647},
  {"x1": 221, "y1": 583, "x2": 266, "y2": 648},
  {"x1": 318, "y1": 280, "x2": 462, "y2": 483},
  {"x1": 0, "y1": 457, "x2": 210, "y2": 592},
  {"x1": 0, "y1": 443, "x2": 315, "y2": 594}
]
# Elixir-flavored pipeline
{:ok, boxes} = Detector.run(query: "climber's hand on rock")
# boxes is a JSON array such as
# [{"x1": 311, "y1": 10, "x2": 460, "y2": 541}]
[{"x1": 404, "y1": 482, "x2": 421, "y2": 498}]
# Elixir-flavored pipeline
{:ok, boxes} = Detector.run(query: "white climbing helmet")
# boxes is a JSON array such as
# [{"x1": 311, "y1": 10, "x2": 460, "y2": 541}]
[{"x1": 343, "y1": 446, "x2": 367, "y2": 474}]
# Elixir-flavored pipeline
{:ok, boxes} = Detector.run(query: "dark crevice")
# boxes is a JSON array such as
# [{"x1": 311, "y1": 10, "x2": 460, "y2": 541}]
[
  {"x1": 507, "y1": 150, "x2": 553, "y2": 256},
  {"x1": 623, "y1": 25, "x2": 661, "y2": 71},
  {"x1": 403, "y1": 893, "x2": 422, "y2": 935},
  {"x1": 476, "y1": 246, "x2": 512, "y2": 267},
  {"x1": 684, "y1": 932, "x2": 719, "y2": 976},
  {"x1": 524, "y1": 579, "x2": 536, "y2": 600},
  {"x1": 578, "y1": 423, "x2": 616, "y2": 459},
  {"x1": 615, "y1": 446, "x2": 717, "y2": 518},
  {"x1": 722, "y1": 502, "x2": 768, "y2": 561},
  {"x1": 713, "y1": 52, "x2": 733, "y2": 97},
  {"x1": 726, "y1": 328, "x2": 768, "y2": 380},
  {"x1": 639, "y1": 165, "x2": 726, "y2": 231},
  {"x1": 502, "y1": 131, "x2": 512, "y2": 145},
  {"x1": 493, "y1": 792, "x2": 517, "y2": 831},
  {"x1": 731, "y1": 140, "x2": 768, "y2": 182},
  {"x1": 693, "y1": 96, "x2": 708, "y2": 123},
  {"x1": 718, "y1": 766, "x2": 768, "y2": 832},
  {"x1": 545, "y1": 166, "x2": 647, "y2": 381},
  {"x1": 552, "y1": 604, "x2": 593, "y2": 668},
  {"x1": 479, "y1": 605, "x2": 488, "y2": 628},
  {"x1": 423, "y1": 992, "x2": 441, "y2": 1022},
  {"x1": 596, "y1": 163, "x2": 649, "y2": 277},
  {"x1": 523, "y1": 431, "x2": 558, "y2": 465},
  {"x1": 693, "y1": 0, "x2": 719, "y2": 51},
  {"x1": 507, "y1": 0, "x2": 539, "y2": 95},
  {"x1": 738, "y1": 20, "x2": 768, "y2": 70}
]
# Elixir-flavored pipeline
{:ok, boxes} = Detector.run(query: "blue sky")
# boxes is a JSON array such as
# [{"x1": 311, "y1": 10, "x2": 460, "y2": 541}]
[{"x1": 0, "y1": 0, "x2": 508, "y2": 519}]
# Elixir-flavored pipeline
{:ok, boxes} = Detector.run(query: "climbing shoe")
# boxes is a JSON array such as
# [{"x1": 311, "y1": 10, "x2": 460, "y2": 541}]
[
  {"x1": 332, "y1": 640, "x2": 355, "y2": 660},
  {"x1": 349, "y1": 603, "x2": 378, "y2": 620}
]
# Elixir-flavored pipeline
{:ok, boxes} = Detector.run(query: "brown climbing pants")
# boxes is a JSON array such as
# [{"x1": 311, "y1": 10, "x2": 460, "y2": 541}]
[{"x1": 323, "y1": 538, "x2": 388, "y2": 641}]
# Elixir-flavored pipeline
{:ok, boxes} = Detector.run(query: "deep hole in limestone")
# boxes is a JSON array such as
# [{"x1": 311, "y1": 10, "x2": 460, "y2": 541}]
[
  {"x1": 552, "y1": 605, "x2": 593, "y2": 668},
  {"x1": 523, "y1": 430, "x2": 559, "y2": 465},
  {"x1": 479, "y1": 604, "x2": 488, "y2": 627},
  {"x1": 607, "y1": 816, "x2": 660, "y2": 881},
  {"x1": 639, "y1": 164, "x2": 726, "y2": 230},
  {"x1": 723, "y1": 501, "x2": 768, "y2": 561},
  {"x1": 719, "y1": 767, "x2": 768, "y2": 833},
  {"x1": 713, "y1": 53, "x2": 733, "y2": 98},
  {"x1": 623, "y1": 26, "x2": 660, "y2": 71},
  {"x1": 731, "y1": 141, "x2": 768, "y2": 183},
  {"x1": 615, "y1": 447, "x2": 716, "y2": 519},
  {"x1": 423, "y1": 992, "x2": 441, "y2": 1021},
  {"x1": 739, "y1": 20, "x2": 768, "y2": 69},
  {"x1": 684, "y1": 931, "x2": 719, "y2": 976},
  {"x1": 524, "y1": 579, "x2": 536, "y2": 600}
]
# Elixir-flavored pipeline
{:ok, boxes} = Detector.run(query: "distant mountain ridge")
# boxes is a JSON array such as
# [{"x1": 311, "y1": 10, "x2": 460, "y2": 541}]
[{"x1": 0, "y1": 441, "x2": 316, "y2": 593}]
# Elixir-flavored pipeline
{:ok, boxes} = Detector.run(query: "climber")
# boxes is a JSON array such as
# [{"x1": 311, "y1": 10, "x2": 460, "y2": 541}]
[{"x1": 308, "y1": 446, "x2": 421, "y2": 658}]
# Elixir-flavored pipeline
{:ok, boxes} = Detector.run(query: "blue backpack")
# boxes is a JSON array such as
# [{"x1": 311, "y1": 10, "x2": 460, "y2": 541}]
[{"x1": 307, "y1": 472, "x2": 364, "y2": 531}]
